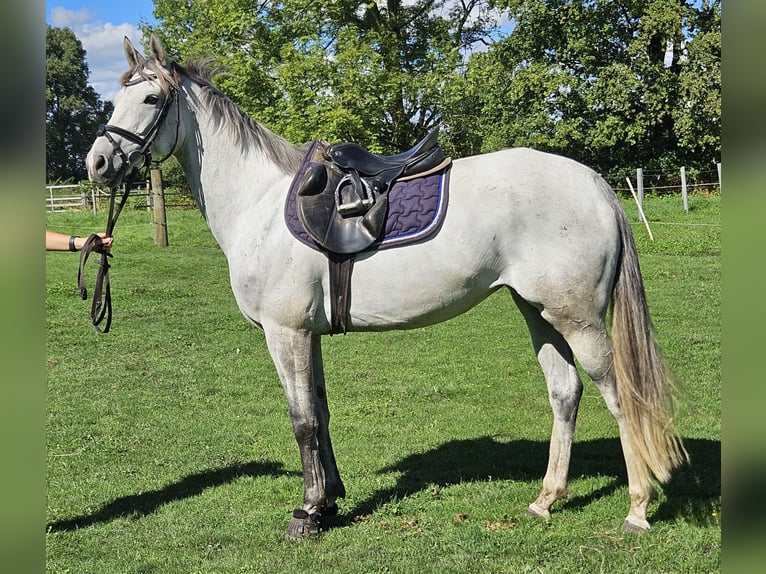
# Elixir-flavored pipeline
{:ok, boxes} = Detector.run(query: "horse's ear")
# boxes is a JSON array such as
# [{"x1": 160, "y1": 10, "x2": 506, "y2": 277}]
[
  {"x1": 149, "y1": 33, "x2": 168, "y2": 68},
  {"x1": 123, "y1": 36, "x2": 145, "y2": 67}
]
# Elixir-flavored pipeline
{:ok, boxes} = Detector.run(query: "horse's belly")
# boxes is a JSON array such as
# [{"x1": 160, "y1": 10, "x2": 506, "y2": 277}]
[
  {"x1": 346, "y1": 222, "x2": 503, "y2": 330},
  {"x1": 347, "y1": 265, "x2": 501, "y2": 330}
]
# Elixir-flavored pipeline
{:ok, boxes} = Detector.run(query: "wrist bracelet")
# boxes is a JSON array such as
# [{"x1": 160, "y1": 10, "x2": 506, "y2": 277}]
[{"x1": 68, "y1": 235, "x2": 79, "y2": 251}]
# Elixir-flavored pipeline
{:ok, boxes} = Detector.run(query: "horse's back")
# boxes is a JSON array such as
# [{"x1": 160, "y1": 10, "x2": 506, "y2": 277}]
[
  {"x1": 449, "y1": 147, "x2": 622, "y2": 313},
  {"x1": 453, "y1": 147, "x2": 611, "y2": 208},
  {"x1": 344, "y1": 147, "x2": 622, "y2": 330},
  {"x1": 450, "y1": 146, "x2": 620, "y2": 250}
]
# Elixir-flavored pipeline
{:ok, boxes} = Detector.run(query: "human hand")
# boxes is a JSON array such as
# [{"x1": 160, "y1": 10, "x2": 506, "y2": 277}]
[{"x1": 93, "y1": 233, "x2": 114, "y2": 253}]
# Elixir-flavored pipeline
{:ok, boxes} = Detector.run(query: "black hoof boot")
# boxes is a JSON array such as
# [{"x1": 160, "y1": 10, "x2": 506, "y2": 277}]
[
  {"x1": 285, "y1": 504, "x2": 341, "y2": 539},
  {"x1": 286, "y1": 509, "x2": 321, "y2": 540}
]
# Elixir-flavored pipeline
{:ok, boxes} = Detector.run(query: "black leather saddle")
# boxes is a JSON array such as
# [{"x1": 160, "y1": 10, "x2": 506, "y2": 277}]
[
  {"x1": 296, "y1": 127, "x2": 445, "y2": 254},
  {"x1": 328, "y1": 126, "x2": 443, "y2": 182}
]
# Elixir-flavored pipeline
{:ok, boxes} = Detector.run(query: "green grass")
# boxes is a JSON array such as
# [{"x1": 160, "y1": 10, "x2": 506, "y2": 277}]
[{"x1": 46, "y1": 194, "x2": 720, "y2": 573}]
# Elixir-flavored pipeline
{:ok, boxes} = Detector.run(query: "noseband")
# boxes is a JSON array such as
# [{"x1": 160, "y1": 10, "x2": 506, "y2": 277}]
[{"x1": 80, "y1": 74, "x2": 180, "y2": 333}]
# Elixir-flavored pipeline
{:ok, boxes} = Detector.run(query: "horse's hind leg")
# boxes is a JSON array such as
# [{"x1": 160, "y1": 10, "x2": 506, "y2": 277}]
[
  {"x1": 558, "y1": 326, "x2": 658, "y2": 532},
  {"x1": 511, "y1": 291, "x2": 584, "y2": 519},
  {"x1": 537, "y1": 304, "x2": 657, "y2": 532}
]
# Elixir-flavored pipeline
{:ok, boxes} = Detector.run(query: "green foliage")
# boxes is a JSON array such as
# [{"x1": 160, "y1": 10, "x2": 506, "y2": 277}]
[
  {"x1": 37, "y1": 0, "x2": 718, "y2": 185},
  {"x1": 147, "y1": 0, "x2": 496, "y2": 152},
  {"x1": 45, "y1": 196, "x2": 719, "y2": 572},
  {"x1": 450, "y1": 0, "x2": 720, "y2": 173},
  {"x1": 44, "y1": 1, "x2": 722, "y2": 186},
  {"x1": 141, "y1": 0, "x2": 719, "y2": 170},
  {"x1": 673, "y1": 1, "x2": 721, "y2": 159},
  {"x1": 46, "y1": 25, "x2": 113, "y2": 183}
]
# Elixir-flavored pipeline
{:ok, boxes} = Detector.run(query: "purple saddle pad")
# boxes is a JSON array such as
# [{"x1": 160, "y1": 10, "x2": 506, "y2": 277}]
[{"x1": 284, "y1": 143, "x2": 450, "y2": 252}]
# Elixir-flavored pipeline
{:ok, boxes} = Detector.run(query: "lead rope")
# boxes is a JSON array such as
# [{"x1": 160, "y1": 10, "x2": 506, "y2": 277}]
[{"x1": 77, "y1": 180, "x2": 133, "y2": 333}]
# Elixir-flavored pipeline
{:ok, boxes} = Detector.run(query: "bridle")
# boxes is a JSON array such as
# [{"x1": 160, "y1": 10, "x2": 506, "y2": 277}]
[
  {"x1": 78, "y1": 73, "x2": 181, "y2": 333},
  {"x1": 96, "y1": 75, "x2": 181, "y2": 175}
]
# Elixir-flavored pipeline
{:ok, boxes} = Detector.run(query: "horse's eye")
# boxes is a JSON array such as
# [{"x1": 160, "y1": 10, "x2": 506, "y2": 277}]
[{"x1": 144, "y1": 94, "x2": 160, "y2": 105}]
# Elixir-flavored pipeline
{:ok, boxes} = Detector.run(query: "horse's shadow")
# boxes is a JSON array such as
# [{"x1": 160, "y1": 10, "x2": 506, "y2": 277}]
[
  {"x1": 47, "y1": 437, "x2": 719, "y2": 533},
  {"x1": 338, "y1": 436, "x2": 720, "y2": 528},
  {"x1": 46, "y1": 460, "x2": 296, "y2": 533}
]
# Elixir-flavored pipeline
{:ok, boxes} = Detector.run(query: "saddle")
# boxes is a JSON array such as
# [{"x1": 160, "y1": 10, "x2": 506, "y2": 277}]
[
  {"x1": 289, "y1": 127, "x2": 450, "y2": 335},
  {"x1": 296, "y1": 127, "x2": 446, "y2": 254}
]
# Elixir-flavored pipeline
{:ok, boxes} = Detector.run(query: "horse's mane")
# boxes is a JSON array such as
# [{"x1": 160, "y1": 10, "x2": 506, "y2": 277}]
[{"x1": 121, "y1": 57, "x2": 306, "y2": 175}]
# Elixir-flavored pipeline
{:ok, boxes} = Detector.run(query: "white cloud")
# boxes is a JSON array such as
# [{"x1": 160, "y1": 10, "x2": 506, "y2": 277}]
[
  {"x1": 51, "y1": 9, "x2": 143, "y2": 102},
  {"x1": 79, "y1": 22, "x2": 144, "y2": 102},
  {"x1": 50, "y1": 7, "x2": 93, "y2": 28}
]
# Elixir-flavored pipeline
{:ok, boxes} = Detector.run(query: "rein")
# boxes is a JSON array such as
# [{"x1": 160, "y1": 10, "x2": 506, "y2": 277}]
[
  {"x1": 77, "y1": 181, "x2": 133, "y2": 333},
  {"x1": 78, "y1": 76, "x2": 180, "y2": 333}
]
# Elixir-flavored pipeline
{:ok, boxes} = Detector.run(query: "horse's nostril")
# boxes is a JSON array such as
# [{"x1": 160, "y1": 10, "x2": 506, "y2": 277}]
[{"x1": 95, "y1": 155, "x2": 107, "y2": 172}]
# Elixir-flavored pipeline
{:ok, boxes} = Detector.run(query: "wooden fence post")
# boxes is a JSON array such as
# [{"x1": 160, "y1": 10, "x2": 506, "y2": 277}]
[
  {"x1": 680, "y1": 166, "x2": 689, "y2": 212},
  {"x1": 150, "y1": 167, "x2": 169, "y2": 247},
  {"x1": 636, "y1": 168, "x2": 644, "y2": 222}
]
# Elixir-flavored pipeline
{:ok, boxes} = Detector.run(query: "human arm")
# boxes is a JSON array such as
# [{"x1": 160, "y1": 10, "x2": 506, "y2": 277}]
[{"x1": 46, "y1": 230, "x2": 113, "y2": 252}]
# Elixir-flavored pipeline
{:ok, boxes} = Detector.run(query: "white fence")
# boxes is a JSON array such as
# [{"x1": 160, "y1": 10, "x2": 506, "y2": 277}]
[
  {"x1": 46, "y1": 182, "x2": 156, "y2": 214},
  {"x1": 45, "y1": 180, "x2": 195, "y2": 214},
  {"x1": 46, "y1": 184, "x2": 99, "y2": 214}
]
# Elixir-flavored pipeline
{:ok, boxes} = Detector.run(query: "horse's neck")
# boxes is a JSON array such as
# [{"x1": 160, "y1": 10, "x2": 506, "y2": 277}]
[{"x1": 174, "y1": 84, "x2": 295, "y2": 254}]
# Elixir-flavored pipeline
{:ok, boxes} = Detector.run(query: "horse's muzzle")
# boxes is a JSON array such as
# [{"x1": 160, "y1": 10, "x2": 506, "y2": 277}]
[{"x1": 87, "y1": 142, "x2": 127, "y2": 186}]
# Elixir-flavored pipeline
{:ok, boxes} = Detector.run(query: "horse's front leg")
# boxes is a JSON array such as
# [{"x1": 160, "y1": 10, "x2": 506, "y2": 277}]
[
  {"x1": 264, "y1": 327, "x2": 344, "y2": 538},
  {"x1": 310, "y1": 333, "x2": 346, "y2": 516}
]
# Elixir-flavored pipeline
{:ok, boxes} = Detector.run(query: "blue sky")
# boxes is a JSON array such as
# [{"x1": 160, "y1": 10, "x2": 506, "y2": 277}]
[{"x1": 46, "y1": 1, "x2": 158, "y2": 102}]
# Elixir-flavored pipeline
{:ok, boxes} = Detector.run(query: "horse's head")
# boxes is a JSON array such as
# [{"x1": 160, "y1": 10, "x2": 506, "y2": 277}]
[{"x1": 87, "y1": 34, "x2": 182, "y2": 187}]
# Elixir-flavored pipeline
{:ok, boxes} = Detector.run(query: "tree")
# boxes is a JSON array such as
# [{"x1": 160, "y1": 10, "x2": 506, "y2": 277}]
[
  {"x1": 673, "y1": 0, "x2": 721, "y2": 164},
  {"x1": 147, "y1": 0, "x2": 502, "y2": 152},
  {"x1": 144, "y1": 0, "x2": 718, "y2": 173},
  {"x1": 46, "y1": 25, "x2": 113, "y2": 183},
  {"x1": 451, "y1": 0, "x2": 721, "y2": 174}
]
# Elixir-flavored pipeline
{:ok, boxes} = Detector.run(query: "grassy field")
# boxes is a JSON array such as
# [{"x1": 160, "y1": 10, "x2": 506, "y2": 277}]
[{"x1": 46, "y1": 193, "x2": 720, "y2": 573}]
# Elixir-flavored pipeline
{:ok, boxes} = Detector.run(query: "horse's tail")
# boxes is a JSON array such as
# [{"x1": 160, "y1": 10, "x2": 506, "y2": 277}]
[{"x1": 608, "y1": 189, "x2": 688, "y2": 484}]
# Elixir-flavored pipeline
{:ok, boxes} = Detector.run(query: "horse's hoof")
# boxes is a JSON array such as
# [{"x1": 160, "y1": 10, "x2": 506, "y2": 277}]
[
  {"x1": 286, "y1": 509, "x2": 321, "y2": 539},
  {"x1": 285, "y1": 505, "x2": 339, "y2": 539},
  {"x1": 525, "y1": 503, "x2": 551, "y2": 520},
  {"x1": 622, "y1": 518, "x2": 650, "y2": 534}
]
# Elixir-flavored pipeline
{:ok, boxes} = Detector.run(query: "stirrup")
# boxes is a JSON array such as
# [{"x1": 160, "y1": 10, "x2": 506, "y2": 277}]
[{"x1": 335, "y1": 172, "x2": 375, "y2": 217}]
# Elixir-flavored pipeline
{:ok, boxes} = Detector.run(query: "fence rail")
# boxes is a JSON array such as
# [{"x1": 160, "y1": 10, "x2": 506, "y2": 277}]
[
  {"x1": 47, "y1": 163, "x2": 721, "y2": 217},
  {"x1": 46, "y1": 184, "x2": 93, "y2": 213},
  {"x1": 45, "y1": 181, "x2": 195, "y2": 213},
  {"x1": 618, "y1": 163, "x2": 721, "y2": 216}
]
